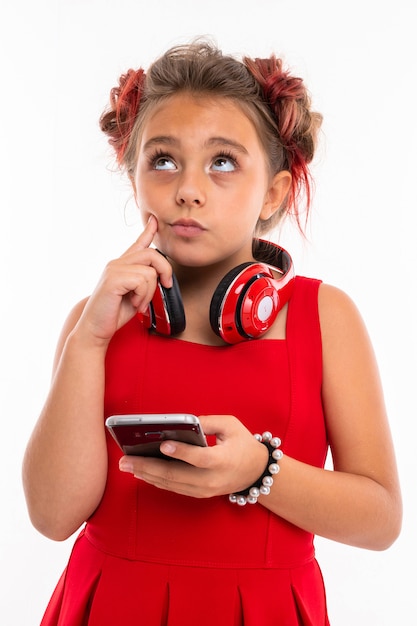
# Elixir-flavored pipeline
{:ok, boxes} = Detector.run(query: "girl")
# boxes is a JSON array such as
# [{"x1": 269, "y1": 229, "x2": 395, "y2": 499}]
[{"x1": 23, "y1": 41, "x2": 402, "y2": 625}]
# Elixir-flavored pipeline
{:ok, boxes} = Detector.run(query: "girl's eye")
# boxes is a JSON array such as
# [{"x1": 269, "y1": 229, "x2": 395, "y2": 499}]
[
  {"x1": 152, "y1": 155, "x2": 176, "y2": 170},
  {"x1": 211, "y1": 155, "x2": 237, "y2": 172}
]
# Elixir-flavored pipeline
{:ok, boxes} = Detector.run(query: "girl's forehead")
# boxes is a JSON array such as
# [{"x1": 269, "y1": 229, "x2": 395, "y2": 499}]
[
  {"x1": 146, "y1": 92, "x2": 244, "y2": 119},
  {"x1": 140, "y1": 92, "x2": 260, "y2": 140}
]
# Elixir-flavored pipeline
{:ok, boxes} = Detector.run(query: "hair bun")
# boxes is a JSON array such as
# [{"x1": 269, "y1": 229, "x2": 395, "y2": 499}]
[
  {"x1": 100, "y1": 68, "x2": 146, "y2": 164},
  {"x1": 244, "y1": 56, "x2": 322, "y2": 218}
]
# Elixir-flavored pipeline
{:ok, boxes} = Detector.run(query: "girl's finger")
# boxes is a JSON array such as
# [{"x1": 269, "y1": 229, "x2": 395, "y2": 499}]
[
  {"x1": 121, "y1": 216, "x2": 173, "y2": 288},
  {"x1": 135, "y1": 214, "x2": 158, "y2": 249}
]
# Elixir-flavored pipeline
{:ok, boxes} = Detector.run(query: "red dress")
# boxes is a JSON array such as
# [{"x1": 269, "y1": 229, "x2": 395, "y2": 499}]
[{"x1": 40, "y1": 276, "x2": 330, "y2": 625}]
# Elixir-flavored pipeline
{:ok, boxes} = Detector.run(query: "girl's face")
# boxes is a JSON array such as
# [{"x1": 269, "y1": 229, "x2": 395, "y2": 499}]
[{"x1": 132, "y1": 93, "x2": 290, "y2": 270}]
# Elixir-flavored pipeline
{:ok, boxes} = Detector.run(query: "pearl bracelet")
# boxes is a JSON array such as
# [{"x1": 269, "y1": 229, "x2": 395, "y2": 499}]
[{"x1": 229, "y1": 431, "x2": 283, "y2": 506}]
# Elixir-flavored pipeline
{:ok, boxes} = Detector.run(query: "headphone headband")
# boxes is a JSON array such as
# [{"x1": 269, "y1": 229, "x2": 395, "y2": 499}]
[{"x1": 253, "y1": 239, "x2": 293, "y2": 274}]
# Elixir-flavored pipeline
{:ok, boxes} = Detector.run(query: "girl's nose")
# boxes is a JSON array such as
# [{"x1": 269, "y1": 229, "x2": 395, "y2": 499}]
[{"x1": 175, "y1": 169, "x2": 206, "y2": 208}]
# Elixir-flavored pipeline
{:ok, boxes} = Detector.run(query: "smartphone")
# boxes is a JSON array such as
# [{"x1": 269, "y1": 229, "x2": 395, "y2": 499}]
[{"x1": 105, "y1": 413, "x2": 207, "y2": 457}]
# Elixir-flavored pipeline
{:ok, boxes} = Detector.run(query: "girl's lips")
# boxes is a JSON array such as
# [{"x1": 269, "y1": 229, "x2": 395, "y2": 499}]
[{"x1": 171, "y1": 220, "x2": 206, "y2": 237}]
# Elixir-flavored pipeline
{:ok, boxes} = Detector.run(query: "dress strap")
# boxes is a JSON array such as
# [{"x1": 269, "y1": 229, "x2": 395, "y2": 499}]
[
  {"x1": 286, "y1": 276, "x2": 322, "y2": 359},
  {"x1": 283, "y1": 276, "x2": 327, "y2": 465}
]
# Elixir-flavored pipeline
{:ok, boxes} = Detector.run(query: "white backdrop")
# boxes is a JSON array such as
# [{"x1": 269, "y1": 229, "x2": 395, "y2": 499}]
[{"x1": 1, "y1": 0, "x2": 415, "y2": 624}]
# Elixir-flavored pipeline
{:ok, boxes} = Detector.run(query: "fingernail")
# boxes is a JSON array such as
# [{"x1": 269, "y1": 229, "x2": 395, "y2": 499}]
[
  {"x1": 119, "y1": 459, "x2": 134, "y2": 473},
  {"x1": 160, "y1": 442, "x2": 176, "y2": 454}
]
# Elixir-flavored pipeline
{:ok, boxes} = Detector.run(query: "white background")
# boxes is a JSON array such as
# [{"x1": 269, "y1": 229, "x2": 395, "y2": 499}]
[{"x1": 1, "y1": 0, "x2": 416, "y2": 623}]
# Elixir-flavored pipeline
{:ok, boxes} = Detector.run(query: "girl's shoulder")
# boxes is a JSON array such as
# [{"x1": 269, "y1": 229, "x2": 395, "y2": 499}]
[
  {"x1": 318, "y1": 283, "x2": 366, "y2": 335},
  {"x1": 317, "y1": 282, "x2": 377, "y2": 378}
]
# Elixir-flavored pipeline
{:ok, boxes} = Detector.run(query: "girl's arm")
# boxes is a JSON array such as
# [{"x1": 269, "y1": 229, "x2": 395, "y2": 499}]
[
  {"x1": 263, "y1": 283, "x2": 402, "y2": 550},
  {"x1": 126, "y1": 284, "x2": 402, "y2": 551},
  {"x1": 22, "y1": 301, "x2": 109, "y2": 541},
  {"x1": 22, "y1": 217, "x2": 172, "y2": 541}
]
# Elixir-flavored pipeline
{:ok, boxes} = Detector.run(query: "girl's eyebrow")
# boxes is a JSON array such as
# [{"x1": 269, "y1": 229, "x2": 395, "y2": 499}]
[
  {"x1": 143, "y1": 136, "x2": 178, "y2": 150},
  {"x1": 143, "y1": 135, "x2": 248, "y2": 155},
  {"x1": 206, "y1": 137, "x2": 249, "y2": 155}
]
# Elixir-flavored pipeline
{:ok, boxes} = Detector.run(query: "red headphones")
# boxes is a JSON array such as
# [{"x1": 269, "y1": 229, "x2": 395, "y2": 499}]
[{"x1": 142, "y1": 239, "x2": 295, "y2": 344}]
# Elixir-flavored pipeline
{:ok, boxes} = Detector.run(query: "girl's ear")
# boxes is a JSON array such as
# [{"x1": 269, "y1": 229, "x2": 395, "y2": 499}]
[
  {"x1": 260, "y1": 170, "x2": 292, "y2": 220},
  {"x1": 129, "y1": 173, "x2": 138, "y2": 198}
]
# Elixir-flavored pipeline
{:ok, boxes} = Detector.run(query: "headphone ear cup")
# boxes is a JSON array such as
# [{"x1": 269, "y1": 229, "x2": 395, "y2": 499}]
[
  {"x1": 160, "y1": 272, "x2": 186, "y2": 335},
  {"x1": 146, "y1": 272, "x2": 186, "y2": 336},
  {"x1": 210, "y1": 262, "x2": 280, "y2": 344},
  {"x1": 209, "y1": 262, "x2": 254, "y2": 341}
]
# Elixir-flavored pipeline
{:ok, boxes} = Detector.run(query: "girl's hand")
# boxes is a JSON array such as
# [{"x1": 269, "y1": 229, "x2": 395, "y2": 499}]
[
  {"x1": 118, "y1": 415, "x2": 269, "y2": 498},
  {"x1": 74, "y1": 216, "x2": 172, "y2": 347}
]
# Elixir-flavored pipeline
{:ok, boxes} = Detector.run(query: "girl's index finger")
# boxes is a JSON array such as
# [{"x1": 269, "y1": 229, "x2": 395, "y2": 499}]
[
  {"x1": 133, "y1": 215, "x2": 173, "y2": 289},
  {"x1": 136, "y1": 214, "x2": 158, "y2": 249}
]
